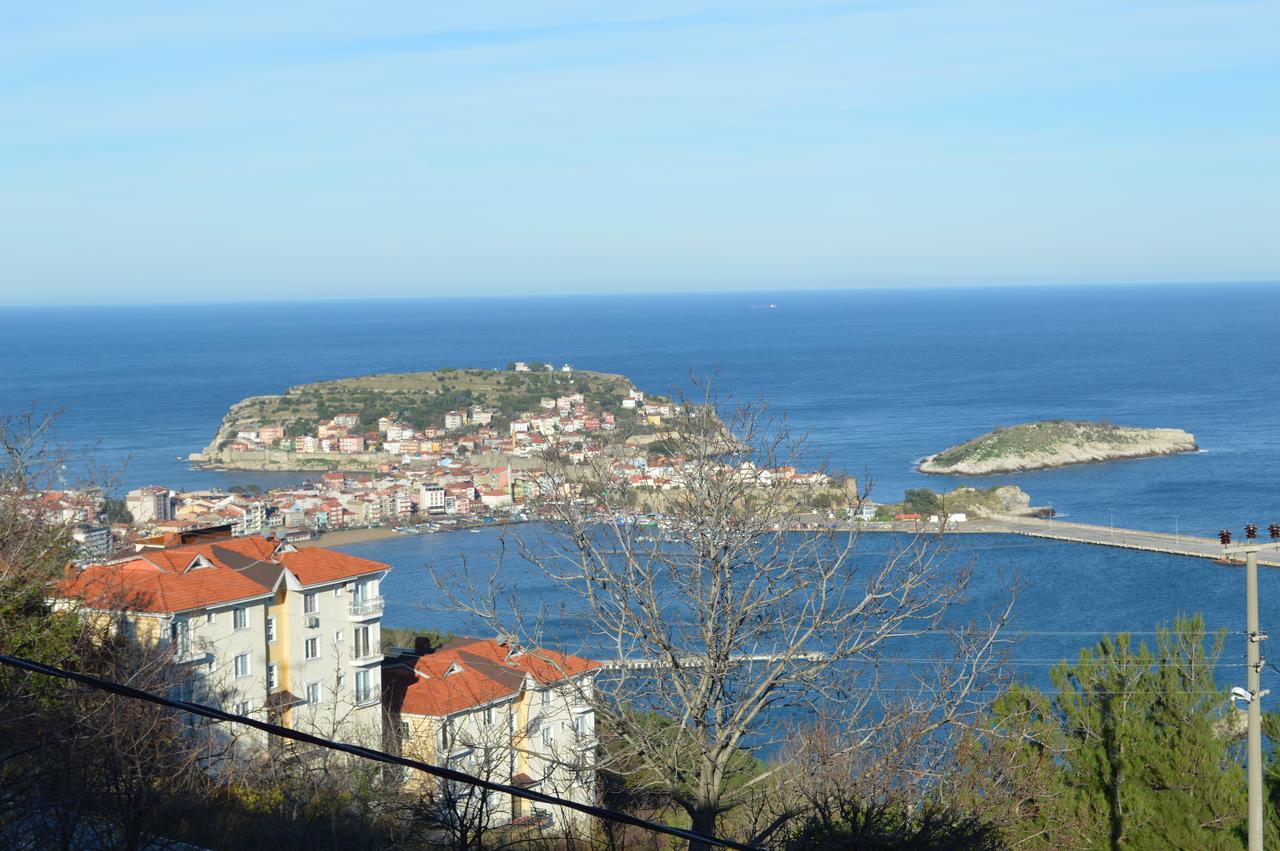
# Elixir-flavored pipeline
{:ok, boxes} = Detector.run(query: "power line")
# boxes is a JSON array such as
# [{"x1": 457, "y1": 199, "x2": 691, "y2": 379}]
[{"x1": 0, "y1": 652, "x2": 759, "y2": 851}]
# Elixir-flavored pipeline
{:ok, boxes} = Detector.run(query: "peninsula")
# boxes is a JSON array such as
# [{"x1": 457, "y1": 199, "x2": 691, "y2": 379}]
[
  {"x1": 194, "y1": 364, "x2": 674, "y2": 472},
  {"x1": 918, "y1": 420, "x2": 1198, "y2": 476}
]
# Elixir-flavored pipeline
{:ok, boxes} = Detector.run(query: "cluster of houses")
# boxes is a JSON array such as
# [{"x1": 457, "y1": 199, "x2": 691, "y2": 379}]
[
  {"x1": 52, "y1": 528, "x2": 601, "y2": 833},
  {"x1": 223, "y1": 381, "x2": 671, "y2": 465}
]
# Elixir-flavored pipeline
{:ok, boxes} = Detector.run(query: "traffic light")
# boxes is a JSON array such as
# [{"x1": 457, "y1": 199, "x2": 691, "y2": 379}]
[
  {"x1": 1220, "y1": 529, "x2": 1232, "y2": 545},
  {"x1": 1270, "y1": 524, "x2": 1280, "y2": 540},
  {"x1": 1246, "y1": 524, "x2": 1259, "y2": 540}
]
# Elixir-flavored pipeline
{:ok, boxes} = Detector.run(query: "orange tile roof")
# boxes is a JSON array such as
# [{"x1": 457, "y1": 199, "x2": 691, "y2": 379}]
[
  {"x1": 395, "y1": 638, "x2": 599, "y2": 718},
  {"x1": 56, "y1": 535, "x2": 388, "y2": 614},
  {"x1": 277, "y1": 548, "x2": 388, "y2": 586},
  {"x1": 58, "y1": 559, "x2": 272, "y2": 613}
]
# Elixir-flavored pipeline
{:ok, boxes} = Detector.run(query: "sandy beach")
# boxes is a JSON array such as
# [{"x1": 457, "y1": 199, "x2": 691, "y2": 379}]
[{"x1": 296, "y1": 526, "x2": 403, "y2": 548}]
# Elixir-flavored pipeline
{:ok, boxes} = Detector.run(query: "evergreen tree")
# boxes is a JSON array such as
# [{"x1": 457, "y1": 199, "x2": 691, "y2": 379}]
[{"x1": 984, "y1": 617, "x2": 1247, "y2": 849}]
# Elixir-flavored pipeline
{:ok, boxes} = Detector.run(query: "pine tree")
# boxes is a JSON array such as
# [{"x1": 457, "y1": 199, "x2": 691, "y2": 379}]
[{"x1": 985, "y1": 617, "x2": 1247, "y2": 849}]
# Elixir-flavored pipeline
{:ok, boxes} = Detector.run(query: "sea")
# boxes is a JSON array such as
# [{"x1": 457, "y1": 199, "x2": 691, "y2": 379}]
[{"x1": 3, "y1": 283, "x2": 1279, "y2": 691}]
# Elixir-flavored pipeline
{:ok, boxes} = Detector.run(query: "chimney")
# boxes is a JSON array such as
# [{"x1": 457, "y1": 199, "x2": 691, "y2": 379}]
[{"x1": 414, "y1": 635, "x2": 433, "y2": 655}]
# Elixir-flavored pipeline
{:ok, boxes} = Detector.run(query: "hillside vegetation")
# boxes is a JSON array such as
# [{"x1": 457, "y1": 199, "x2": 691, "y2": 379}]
[
  {"x1": 213, "y1": 368, "x2": 653, "y2": 442},
  {"x1": 919, "y1": 420, "x2": 1197, "y2": 475}
]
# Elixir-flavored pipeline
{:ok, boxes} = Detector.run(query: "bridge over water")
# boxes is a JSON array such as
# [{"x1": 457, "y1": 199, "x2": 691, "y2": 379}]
[{"x1": 971, "y1": 514, "x2": 1280, "y2": 567}]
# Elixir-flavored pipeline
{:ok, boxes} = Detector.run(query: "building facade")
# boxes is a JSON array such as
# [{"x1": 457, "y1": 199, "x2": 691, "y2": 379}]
[
  {"x1": 56, "y1": 534, "x2": 391, "y2": 748},
  {"x1": 383, "y1": 637, "x2": 600, "y2": 832}
]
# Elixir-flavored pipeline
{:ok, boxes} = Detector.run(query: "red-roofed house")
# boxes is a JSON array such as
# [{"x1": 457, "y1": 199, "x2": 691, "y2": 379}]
[
  {"x1": 383, "y1": 637, "x2": 600, "y2": 830},
  {"x1": 54, "y1": 534, "x2": 391, "y2": 748}
]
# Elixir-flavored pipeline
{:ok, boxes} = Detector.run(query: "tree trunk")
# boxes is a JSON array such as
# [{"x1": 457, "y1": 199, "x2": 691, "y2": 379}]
[{"x1": 688, "y1": 805, "x2": 719, "y2": 851}]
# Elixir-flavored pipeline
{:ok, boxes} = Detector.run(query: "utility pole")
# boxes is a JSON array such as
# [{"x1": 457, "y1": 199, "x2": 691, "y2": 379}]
[{"x1": 1221, "y1": 524, "x2": 1279, "y2": 851}]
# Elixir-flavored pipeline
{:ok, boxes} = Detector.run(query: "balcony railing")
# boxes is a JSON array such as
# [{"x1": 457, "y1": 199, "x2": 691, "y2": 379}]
[
  {"x1": 350, "y1": 644, "x2": 382, "y2": 664},
  {"x1": 348, "y1": 596, "x2": 385, "y2": 618}
]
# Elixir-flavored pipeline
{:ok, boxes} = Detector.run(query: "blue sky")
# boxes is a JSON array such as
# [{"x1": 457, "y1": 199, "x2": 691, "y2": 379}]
[{"x1": 1, "y1": 1, "x2": 1277, "y2": 305}]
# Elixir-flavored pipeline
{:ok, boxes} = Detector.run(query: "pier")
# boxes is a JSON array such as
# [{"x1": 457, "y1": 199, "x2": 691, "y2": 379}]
[{"x1": 940, "y1": 514, "x2": 1280, "y2": 567}]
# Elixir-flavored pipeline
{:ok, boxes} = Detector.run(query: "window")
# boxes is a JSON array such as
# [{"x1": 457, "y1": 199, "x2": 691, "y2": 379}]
[
  {"x1": 334, "y1": 584, "x2": 344, "y2": 598},
  {"x1": 233, "y1": 606, "x2": 247, "y2": 631},
  {"x1": 236, "y1": 699, "x2": 251, "y2": 716},
  {"x1": 305, "y1": 682, "x2": 321, "y2": 704},
  {"x1": 170, "y1": 618, "x2": 190, "y2": 657},
  {"x1": 206, "y1": 612, "x2": 216, "y2": 625},
  {"x1": 399, "y1": 720, "x2": 411, "y2": 742},
  {"x1": 334, "y1": 628, "x2": 344, "y2": 645},
  {"x1": 336, "y1": 673, "x2": 346, "y2": 690},
  {"x1": 355, "y1": 670, "x2": 371, "y2": 704},
  {"x1": 267, "y1": 663, "x2": 279, "y2": 691},
  {"x1": 484, "y1": 706, "x2": 494, "y2": 726},
  {"x1": 234, "y1": 653, "x2": 250, "y2": 678},
  {"x1": 303, "y1": 592, "x2": 318, "y2": 614},
  {"x1": 304, "y1": 637, "x2": 318, "y2": 660},
  {"x1": 541, "y1": 726, "x2": 553, "y2": 747},
  {"x1": 573, "y1": 713, "x2": 589, "y2": 736},
  {"x1": 354, "y1": 625, "x2": 370, "y2": 658},
  {"x1": 266, "y1": 616, "x2": 276, "y2": 643},
  {"x1": 541, "y1": 689, "x2": 551, "y2": 711}
]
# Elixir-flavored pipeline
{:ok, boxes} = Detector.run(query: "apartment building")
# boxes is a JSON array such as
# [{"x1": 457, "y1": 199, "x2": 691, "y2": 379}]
[
  {"x1": 126, "y1": 486, "x2": 174, "y2": 524},
  {"x1": 55, "y1": 534, "x2": 391, "y2": 748},
  {"x1": 383, "y1": 637, "x2": 600, "y2": 831}
]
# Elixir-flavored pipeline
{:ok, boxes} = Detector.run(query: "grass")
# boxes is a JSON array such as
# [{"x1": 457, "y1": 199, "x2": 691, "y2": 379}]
[{"x1": 931, "y1": 420, "x2": 1144, "y2": 467}]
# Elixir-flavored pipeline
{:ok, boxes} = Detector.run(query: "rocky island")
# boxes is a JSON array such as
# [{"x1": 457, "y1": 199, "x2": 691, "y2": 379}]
[
  {"x1": 193, "y1": 364, "x2": 676, "y2": 472},
  {"x1": 918, "y1": 420, "x2": 1198, "y2": 476}
]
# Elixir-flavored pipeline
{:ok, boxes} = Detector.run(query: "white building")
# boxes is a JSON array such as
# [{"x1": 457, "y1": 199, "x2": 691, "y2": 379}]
[
  {"x1": 384, "y1": 638, "x2": 600, "y2": 831},
  {"x1": 56, "y1": 534, "x2": 391, "y2": 749},
  {"x1": 127, "y1": 486, "x2": 174, "y2": 524},
  {"x1": 419, "y1": 483, "x2": 446, "y2": 515}
]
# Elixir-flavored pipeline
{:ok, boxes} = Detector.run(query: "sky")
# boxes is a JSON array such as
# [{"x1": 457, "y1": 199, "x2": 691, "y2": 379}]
[{"x1": 1, "y1": 1, "x2": 1278, "y2": 306}]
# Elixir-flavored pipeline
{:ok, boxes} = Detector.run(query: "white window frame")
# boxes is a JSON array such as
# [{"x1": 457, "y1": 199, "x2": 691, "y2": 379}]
[
  {"x1": 236, "y1": 699, "x2": 251, "y2": 717},
  {"x1": 306, "y1": 681, "x2": 321, "y2": 705},
  {"x1": 205, "y1": 611, "x2": 216, "y2": 625},
  {"x1": 355, "y1": 670, "x2": 371, "y2": 704},
  {"x1": 234, "y1": 652, "x2": 251, "y2": 679},
  {"x1": 267, "y1": 662, "x2": 279, "y2": 691},
  {"x1": 334, "y1": 628, "x2": 344, "y2": 645},
  {"x1": 266, "y1": 616, "x2": 276, "y2": 643},
  {"x1": 233, "y1": 606, "x2": 248, "y2": 631},
  {"x1": 541, "y1": 726, "x2": 553, "y2": 747},
  {"x1": 304, "y1": 637, "x2": 318, "y2": 660},
  {"x1": 303, "y1": 592, "x2": 318, "y2": 614}
]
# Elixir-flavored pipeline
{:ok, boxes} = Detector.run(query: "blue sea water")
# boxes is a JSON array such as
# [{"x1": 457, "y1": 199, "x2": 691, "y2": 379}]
[{"x1": 3, "y1": 284, "x2": 1280, "y2": 690}]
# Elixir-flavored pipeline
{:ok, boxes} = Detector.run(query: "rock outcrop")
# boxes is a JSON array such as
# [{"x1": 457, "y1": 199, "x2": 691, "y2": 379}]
[{"x1": 919, "y1": 421, "x2": 1198, "y2": 476}]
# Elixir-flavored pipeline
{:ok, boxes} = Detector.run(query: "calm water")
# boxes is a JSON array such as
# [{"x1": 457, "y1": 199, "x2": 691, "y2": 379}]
[
  {"x1": 352, "y1": 524, "x2": 1263, "y2": 694},
  {"x1": 2, "y1": 284, "x2": 1277, "y2": 533},
  {"x1": 3, "y1": 284, "x2": 1279, "y2": 690}
]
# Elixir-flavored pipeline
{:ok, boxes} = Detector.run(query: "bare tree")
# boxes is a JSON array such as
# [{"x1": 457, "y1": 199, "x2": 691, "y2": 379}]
[{"x1": 433, "y1": 385, "x2": 1011, "y2": 848}]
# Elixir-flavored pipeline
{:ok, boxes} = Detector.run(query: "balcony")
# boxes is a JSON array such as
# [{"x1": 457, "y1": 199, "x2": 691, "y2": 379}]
[
  {"x1": 349, "y1": 644, "x2": 383, "y2": 665},
  {"x1": 348, "y1": 596, "x2": 385, "y2": 619},
  {"x1": 171, "y1": 641, "x2": 212, "y2": 666}
]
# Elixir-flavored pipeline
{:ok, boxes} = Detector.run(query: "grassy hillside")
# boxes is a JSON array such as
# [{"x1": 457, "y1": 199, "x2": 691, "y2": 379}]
[
  {"x1": 220, "y1": 368, "x2": 661, "y2": 438},
  {"x1": 931, "y1": 421, "x2": 1142, "y2": 468}
]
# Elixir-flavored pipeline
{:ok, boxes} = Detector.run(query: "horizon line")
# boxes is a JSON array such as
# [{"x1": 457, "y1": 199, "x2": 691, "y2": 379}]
[{"x1": 3, "y1": 278, "x2": 1278, "y2": 310}]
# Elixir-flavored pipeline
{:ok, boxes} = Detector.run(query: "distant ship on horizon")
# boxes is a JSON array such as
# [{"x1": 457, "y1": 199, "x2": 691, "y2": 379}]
[{"x1": 751, "y1": 303, "x2": 777, "y2": 309}]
